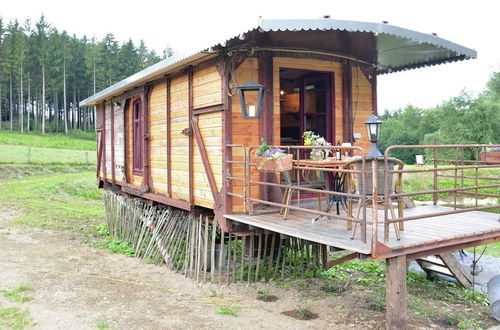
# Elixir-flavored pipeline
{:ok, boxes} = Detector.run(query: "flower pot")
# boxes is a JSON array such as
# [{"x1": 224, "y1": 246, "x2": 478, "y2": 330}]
[{"x1": 256, "y1": 154, "x2": 293, "y2": 172}]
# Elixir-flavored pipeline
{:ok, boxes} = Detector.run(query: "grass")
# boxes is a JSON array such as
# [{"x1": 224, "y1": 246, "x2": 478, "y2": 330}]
[
  {"x1": 269, "y1": 258, "x2": 494, "y2": 327},
  {"x1": 403, "y1": 165, "x2": 500, "y2": 202},
  {"x1": 91, "y1": 224, "x2": 136, "y2": 257},
  {"x1": 0, "y1": 164, "x2": 94, "y2": 180},
  {"x1": 0, "y1": 307, "x2": 33, "y2": 329},
  {"x1": 215, "y1": 305, "x2": 240, "y2": 317},
  {"x1": 0, "y1": 169, "x2": 104, "y2": 233},
  {"x1": 1, "y1": 283, "x2": 33, "y2": 303},
  {"x1": 96, "y1": 321, "x2": 110, "y2": 329},
  {"x1": 0, "y1": 130, "x2": 96, "y2": 150},
  {"x1": 467, "y1": 242, "x2": 500, "y2": 257},
  {"x1": 296, "y1": 305, "x2": 313, "y2": 319},
  {"x1": 0, "y1": 145, "x2": 96, "y2": 165}
]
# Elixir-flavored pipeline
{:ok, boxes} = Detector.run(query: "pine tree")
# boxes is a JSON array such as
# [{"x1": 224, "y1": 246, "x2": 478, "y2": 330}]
[
  {"x1": 34, "y1": 15, "x2": 51, "y2": 134},
  {"x1": 0, "y1": 17, "x2": 4, "y2": 130}
]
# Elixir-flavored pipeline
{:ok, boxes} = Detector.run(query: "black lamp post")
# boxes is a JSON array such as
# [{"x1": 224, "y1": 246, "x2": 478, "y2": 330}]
[
  {"x1": 365, "y1": 114, "x2": 383, "y2": 158},
  {"x1": 236, "y1": 81, "x2": 265, "y2": 119}
]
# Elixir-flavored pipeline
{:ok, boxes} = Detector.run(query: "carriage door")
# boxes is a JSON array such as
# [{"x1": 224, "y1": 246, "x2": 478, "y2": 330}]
[{"x1": 300, "y1": 73, "x2": 333, "y2": 144}]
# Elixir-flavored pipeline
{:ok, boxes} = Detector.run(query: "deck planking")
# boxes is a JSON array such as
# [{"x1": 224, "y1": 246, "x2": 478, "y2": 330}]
[{"x1": 224, "y1": 205, "x2": 500, "y2": 256}]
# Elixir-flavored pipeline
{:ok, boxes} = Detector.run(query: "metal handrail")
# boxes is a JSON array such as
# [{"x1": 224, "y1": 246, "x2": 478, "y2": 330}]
[{"x1": 224, "y1": 143, "x2": 499, "y2": 255}]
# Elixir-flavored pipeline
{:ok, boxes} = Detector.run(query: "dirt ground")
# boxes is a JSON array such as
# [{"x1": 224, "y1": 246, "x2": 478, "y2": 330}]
[{"x1": 0, "y1": 210, "x2": 496, "y2": 329}]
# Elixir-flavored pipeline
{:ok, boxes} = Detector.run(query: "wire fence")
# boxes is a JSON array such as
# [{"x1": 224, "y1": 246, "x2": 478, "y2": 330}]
[{"x1": 0, "y1": 144, "x2": 96, "y2": 165}]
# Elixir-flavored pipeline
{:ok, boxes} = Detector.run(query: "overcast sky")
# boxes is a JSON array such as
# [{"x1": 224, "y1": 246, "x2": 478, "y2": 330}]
[{"x1": 1, "y1": 0, "x2": 499, "y2": 112}]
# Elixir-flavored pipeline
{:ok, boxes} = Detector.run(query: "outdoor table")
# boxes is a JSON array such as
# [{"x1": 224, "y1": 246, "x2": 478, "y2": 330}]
[{"x1": 294, "y1": 157, "x2": 353, "y2": 223}]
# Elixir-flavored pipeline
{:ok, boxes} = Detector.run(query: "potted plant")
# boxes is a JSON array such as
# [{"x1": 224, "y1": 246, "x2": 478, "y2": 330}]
[
  {"x1": 255, "y1": 139, "x2": 293, "y2": 172},
  {"x1": 303, "y1": 131, "x2": 332, "y2": 160}
]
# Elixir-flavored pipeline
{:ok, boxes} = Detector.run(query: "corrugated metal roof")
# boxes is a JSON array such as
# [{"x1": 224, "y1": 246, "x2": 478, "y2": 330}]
[{"x1": 80, "y1": 18, "x2": 476, "y2": 107}]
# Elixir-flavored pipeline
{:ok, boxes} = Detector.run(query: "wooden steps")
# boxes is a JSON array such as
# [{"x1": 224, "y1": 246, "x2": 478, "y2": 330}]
[{"x1": 416, "y1": 252, "x2": 472, "y2": 287}]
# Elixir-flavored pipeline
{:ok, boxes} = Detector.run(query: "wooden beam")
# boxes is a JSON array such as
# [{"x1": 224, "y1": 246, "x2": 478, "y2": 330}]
[
  {"x1": 193, "y1": 104, "x2": 225, "y2": 115},
  {"x1": 166, "y1": 78, "x2": 172, "y2": 198},
  {"x1": 188, "y1": 66, "x2": 194, "y2": 206},
  {"x1": 121, "y1": 184, "x2": 191, "y2": 210},
  {"x1": 110, "y1": 101, "x2": 116, "y2": 185},
  {"x1": 122, "y1": 98, "x2": 130, "y2": 184},
  {"x1": 371, "y1": 67, "x2": 377, "y2": 115},
  {"x1": 342, "y1": 59, "x2": 353, "y2": 143},
  {"x1": 403, "y1": 235, "x2": 500, "y2": 261},
  {"x1": 141, "y1": 85, "x2": 154, "y2": 193},
  {"x1": 386, "y1": 255, "x2": 407, "y2": 330},
  {"x1": 102, "y1": 102, "x2": 107, "y2": 181},
  {"x1": 258, "y1": 51, "x2": 275, "y2": 202},
  {"x1": 96, "y1": 129, "x2": 104, "y2": 180},
  {"x1": 217, "y1": 55, "x2": 233, "y2": 232},
  {"x1": 326, "y1": 252, "x2": 358, "y2": 268},
  {"x1": 191, "y1": 116, "x2": 221, "y2": 208}
]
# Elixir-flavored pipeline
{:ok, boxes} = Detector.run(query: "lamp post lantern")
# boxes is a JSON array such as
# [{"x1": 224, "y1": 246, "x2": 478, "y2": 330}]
[
  {"x1": 365, "y1": 114, "x2": 383, "y2": 158},
  {"x1": 236, "y1": 81, "x2": 265, "y2": 119}
]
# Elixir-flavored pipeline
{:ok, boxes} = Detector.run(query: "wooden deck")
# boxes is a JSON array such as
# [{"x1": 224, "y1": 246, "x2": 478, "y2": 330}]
[{"x1": 224, "y1": 205, "x2": 500, "y2": 258}]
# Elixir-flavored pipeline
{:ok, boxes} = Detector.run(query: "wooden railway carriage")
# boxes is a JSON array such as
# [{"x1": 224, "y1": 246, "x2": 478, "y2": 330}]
[
  {"x1": 80, "y1": 18, "x2": 476, "y2": 231},
  {"x1": 81, "y1": 19, "x2": 500, "y2": 328}
]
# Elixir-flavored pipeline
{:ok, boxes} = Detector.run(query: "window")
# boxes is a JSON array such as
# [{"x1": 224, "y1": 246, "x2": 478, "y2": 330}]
[{"x1": 132, "y1": 99, "x2": 143, "y2": 174}]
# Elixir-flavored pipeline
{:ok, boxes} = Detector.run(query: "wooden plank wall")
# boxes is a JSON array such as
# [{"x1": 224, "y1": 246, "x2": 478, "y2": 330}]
[
  {"x1": 230, "y1": 58, "x2": 261, "y2": 213},
  {"x1": 104, "y1": 102, "x2": 112, "y2": 179},
  {"x1": 96, "y1": 105, "x2": 104, "y2": 179},
  {"x1": 150, "y1": 83, "x2": 168, "y2": 195},
  {"x1": 95, "y1": 55, "x2": 374, "y2": 214},
  {"x1": 114, "y1": 104, "x2": 125, "y2": 182},
  {"x1": 127, "y1": 65, "x2": 223, "y2": 209},
  {"x1": 169, "y1": 75, "x2": 190, "y2": 202},
  {"x1": 192, "y1": 66, "x2": 223, "y2": 208},
  {"x1": 351, "y1": 65, "x2": 373, "y2": 153}
]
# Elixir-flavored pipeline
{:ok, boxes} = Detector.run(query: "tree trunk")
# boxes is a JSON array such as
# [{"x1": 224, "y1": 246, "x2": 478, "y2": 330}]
[
  {"x1": 19, "y1": 62, "x2": 24, "y2": 133},
  {"x1": 0, "y1": 73, "x2": 2, "y2": 130},
  {"x1": 93, "y1": 55, "x2": 96, "y2": 132},
  {"x1": 27, "y1": 73, "x2": 30, "y2": 132},
  {"x1": 54, "y1": 91, "x2": 59, "y2": 132},
  {"x1": 73, "y1": 86, "x2": 77, "y2": 130},
  {"x1": 41, "y1": 64, "x2": 46, "y2": 134},
  {"x1": 9, "y1": 71, "x2": 13, "y2": 131},
  {"x1": 63, "y1": 57, "x2": 68, "y2": 134}
]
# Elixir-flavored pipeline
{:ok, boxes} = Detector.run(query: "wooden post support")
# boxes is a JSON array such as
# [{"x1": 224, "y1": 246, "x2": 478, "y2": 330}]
[{"x1": 386, "y1": 255, "x2": 407, "y2": 330}]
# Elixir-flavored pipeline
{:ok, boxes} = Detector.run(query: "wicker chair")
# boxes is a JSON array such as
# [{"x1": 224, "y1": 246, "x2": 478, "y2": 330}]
[{"x1": 345, "y1": 157, "x2": 404, "y2": 240}]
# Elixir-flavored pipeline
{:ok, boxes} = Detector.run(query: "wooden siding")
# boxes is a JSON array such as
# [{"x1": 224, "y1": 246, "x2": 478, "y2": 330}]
[
  {"x1": 169, "y1": 75, "x2": 190, "y2": 202},
  {"x1": 114, "y1": 104, "x2": 125, "y2": 182},
  {"x1": 193, "y1": 111, "x2": 223, "y2": 208},
  {"x1": 97, "y1": 55, "x2": 374, "y2": 214},
  {"x1": 96, "y1": 105, "x2": 104, "y2": 179},
  {"x1": 193, "y1": 66, "x2": 222, "y2": 108},
  {"x1": 230, "y1": 58, "x2": 261, "y2": 212},
  {"x1": 351, "y1": 65, "x2": 373, "y2": 153},
  {"x1": 149, "y1": 83, "x2": 168, "y2": 195},
  {"x1": 104, "y1": 102, "x2": 112, "y2": 179}
]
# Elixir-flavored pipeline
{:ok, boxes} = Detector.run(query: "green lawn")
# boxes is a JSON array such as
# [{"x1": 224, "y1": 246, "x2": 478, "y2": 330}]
[
  {"x1": 0, "y1": 130, "x2": 96, "y2": 150},
  {"x1": 0, "y1": 145, "x2": 96, "y2": 165},
  {"x1": 0, "y1": 169, "x2": 104, "y2": 233}
]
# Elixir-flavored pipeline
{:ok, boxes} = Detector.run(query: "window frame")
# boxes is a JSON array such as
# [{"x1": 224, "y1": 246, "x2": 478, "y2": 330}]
[{"x1": 132, "y1": 98, "x2": 143, "y2": 175}]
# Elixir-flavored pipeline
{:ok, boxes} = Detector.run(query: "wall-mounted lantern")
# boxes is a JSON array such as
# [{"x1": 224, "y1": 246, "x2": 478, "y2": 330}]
[
  {"x1": 236, "y1": 81, "x2": 265, "y2": 119},
  {"x1": 364, "y1": 114, "x2": 383, "y2": 158}
]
